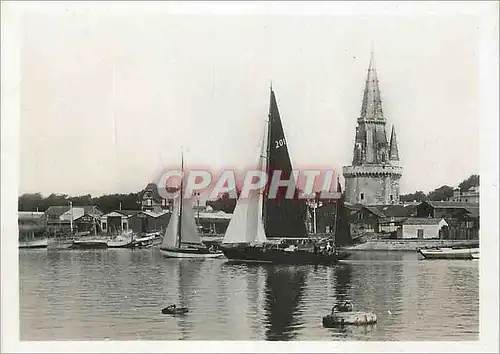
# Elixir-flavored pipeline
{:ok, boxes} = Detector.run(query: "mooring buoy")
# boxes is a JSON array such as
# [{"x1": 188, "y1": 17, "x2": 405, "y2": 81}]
[
  {"x1": 322, "y1": 301, "x2": 377, "y2": 327},
  {"x1": 322, "y1": 311, "x2": 377, "y2": 327}
]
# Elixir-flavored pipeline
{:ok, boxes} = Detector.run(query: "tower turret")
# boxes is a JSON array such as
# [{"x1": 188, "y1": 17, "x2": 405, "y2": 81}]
[{"x1": 389, "y1": 125, "x2": 400, "y2": 163}]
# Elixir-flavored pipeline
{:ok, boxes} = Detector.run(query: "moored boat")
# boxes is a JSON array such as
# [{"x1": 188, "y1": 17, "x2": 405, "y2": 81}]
[
  {"x1": 19, "y1": 238, "x2": 48, "y2": 249},
  {"x1": 418, "y1": 247, "x2": 479, "y2": 260},
  {"x1": 220, "y1": 87, "x2": 350, "y2": 265},
  {"x1": 131, "y1": 234, "x2": 156, "y2": 248},
  {"x1": 70, "y1": 239, "x2": 109, "y2": 249},
  {"x1": 107, "y1": 231, "x2": 135, "y2": 248}
]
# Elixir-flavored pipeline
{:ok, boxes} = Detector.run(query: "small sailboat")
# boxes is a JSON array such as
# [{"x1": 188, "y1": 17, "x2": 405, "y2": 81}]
[
  {"x1": 159, "y1": 154, "x2": 224, "y2": 258},
  {"x1": 220, "y1": 87, "x2": 350, "y2": 264}
]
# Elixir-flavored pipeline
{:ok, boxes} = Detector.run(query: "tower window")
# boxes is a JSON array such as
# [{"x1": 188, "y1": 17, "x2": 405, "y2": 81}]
[
  {"x1": 360, "y1": 193, "x2": 364, "y2": 201},
  {"x1": 390, "y1": 195, "x2": 393, "y2": 201}
]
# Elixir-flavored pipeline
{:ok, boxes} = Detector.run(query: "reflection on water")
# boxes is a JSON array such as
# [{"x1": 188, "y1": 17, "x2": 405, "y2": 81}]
[
  {"x1": 19, "y1": 250, "x2": 479, "y2": 341},
  {"x1": 264, "y1": 266, "x2": 307, "y2": 340}
]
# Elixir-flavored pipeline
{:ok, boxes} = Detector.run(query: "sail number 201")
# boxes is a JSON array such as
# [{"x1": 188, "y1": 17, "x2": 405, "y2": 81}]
[{"x1": 275, "y1": 138, "x2": 286, "y2": 149}]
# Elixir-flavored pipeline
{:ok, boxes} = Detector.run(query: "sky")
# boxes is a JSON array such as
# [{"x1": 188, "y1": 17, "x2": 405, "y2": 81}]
[{"x1": 17, "y1": 2, "x2": 485, "y2": 197}]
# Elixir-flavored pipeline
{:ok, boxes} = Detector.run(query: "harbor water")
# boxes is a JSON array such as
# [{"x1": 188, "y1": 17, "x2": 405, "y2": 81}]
[{"x1": 19, "y1": 249, "x2": 478, "y2": 341}]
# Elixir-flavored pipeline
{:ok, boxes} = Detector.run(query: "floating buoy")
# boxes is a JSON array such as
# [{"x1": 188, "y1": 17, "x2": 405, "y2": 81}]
[
  {"x1": 323, "y1": 311, "x2": 377, "y2": 327},
  {"x1": 161, "y1": 304, "x2": 189, "y2": 315},
  {"x1": 322, "y1": 301, "x2": 377, "y2": 327}
]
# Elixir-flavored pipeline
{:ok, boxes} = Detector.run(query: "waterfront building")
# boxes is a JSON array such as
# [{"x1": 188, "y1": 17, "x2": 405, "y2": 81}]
[
  {"x1": 195, "y1": 209, "x2": 232, "y2": 234},
  {"x1": 128, "y1": 210, "x2": 170, "y2": 233},
  {"x1": 417, "y1": 201, "x2": 479, "y2": 240},
  {"x1": 18, "y1": 211, "x2": 46, "y2": 239},
  {"x1": 399, "y1": 217, "x2": 448, "y2": 239},
  {"x1": 100, "y1": 210, "x2": 142, "y2": 233},
  {"x1": 98, "y1": 207, "x2": 231, "y2": 235},
  {"x1": 138, "y1": 182, "x2": 177, "y2": 212},
  {"x1": 343, "y1": 53, "x2": 402, "y2": 205},
  {"x1": 349, "y1": 204, "x2": 417, "y2": 237},
  {"x1": 44, "y1": 205, "x2": 103, "y2": 233},
  {"x1": 74, "y1": 213, "x2": 102, "y2": 233},
  {"x1": 450, "y1": 186, "x2": 480, "y2": 204}
]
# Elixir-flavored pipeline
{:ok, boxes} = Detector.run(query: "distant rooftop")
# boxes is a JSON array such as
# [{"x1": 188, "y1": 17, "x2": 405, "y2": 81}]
[
  {"x1": 403, "y1": 217, "x2": 446, "y2": 226},
  {"x1": 18, "y1": 211, "x2": 45, "y2": 220}
]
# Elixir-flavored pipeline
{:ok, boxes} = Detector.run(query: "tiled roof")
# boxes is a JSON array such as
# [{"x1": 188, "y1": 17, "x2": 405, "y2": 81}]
[
  {"x1": 344, "y1": 203, "x2": 364, "y2": 211},
  {"x1": 44, "y1": 206, "x2": 70, "y2": 217},
  {"x1": 18, "y1": 211, "x2": 45, "y2": 220},
  {"x1": 379, "y1": 217, "x2": 408, "y2": 224},
  {"x1": 403, "y1": 217, "x2": 446, "y2": 225},
  {"x1": 115, "y1": 210, "x2": 143, "y2": 217},
  {"x1": 377, "y1": 205, "x2": 411, "y2": 217},
  {"x1": 365, "y1": 206, "x2": 386, "y2": 218},
  {"x1": 74, "y1": 213, "x2": 101, "y2": 221},
  {"x1": 44, "y1": 205, "x2": 102, "y2": 217},
  {"x1": 139, "y1": 183, "x2": 166, "y2": 203},
  {"x1": 425, "y1": 201, "x2": 478, "y2": 209},
  {"x1": 82, "y1": 206, "x2": 103, "y2": 216},
  {"x1": 142, "y1": 211, "x2": 170, "y2": 218},
  {"x1": 363, "y1": 205, "x2": 415, "y2": 218}
]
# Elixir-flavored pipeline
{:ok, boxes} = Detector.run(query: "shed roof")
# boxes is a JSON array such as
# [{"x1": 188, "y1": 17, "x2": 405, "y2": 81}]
[
  {"x1": 403, "y1": 217, "x2": 446, "y2": 225},
  {"x1": 18, "y1": 211, "x2": 45, "y2": 220},
  {"x1": 44, "y1": 206, "x2": 70, "y2": 217},
  {"x1": 424, "y1": 201, "x2": 478, "y2": 209},
  {"x1": 44, "y1": 205, "x2": 103, "y2": 217},
  {"x1": 363, "y1": 204, "x2": 416, "y2": 218}
]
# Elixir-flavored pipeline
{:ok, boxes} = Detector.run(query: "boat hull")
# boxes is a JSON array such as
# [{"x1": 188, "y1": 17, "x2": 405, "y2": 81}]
[
  {"x1": 221, "y1": 245, "x2": 350, "y2": 265},
  {"x1": 418, "y1": 247, "x2": 479, "y2": 260},
  {"x1": 132, "y1": 235, "x2": 156, "y2": 249},
  {"x1": 107, "y1": 241, "x2": 133, "y2": 248},
  {"x1": 70, "y1": 240, "x2": 108, "y2": 250},
  {"x1": 160, "y1": 247, "x2": 224, "y2": 258},
  {"x1": 19, "y1": 238, "x2": 48, "y2": 249}
]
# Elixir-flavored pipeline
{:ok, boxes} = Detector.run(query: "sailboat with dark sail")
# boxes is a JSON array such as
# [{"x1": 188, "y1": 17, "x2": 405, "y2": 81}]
[
  {"x1": 221, "y1": 88, "x2": 350, "y2": 264},
  {"x1": 160, "y1": 154, "x2": 224, "y2": 258}
]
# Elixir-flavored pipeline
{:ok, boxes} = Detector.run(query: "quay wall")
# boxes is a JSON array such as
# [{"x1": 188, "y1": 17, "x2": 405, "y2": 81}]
[{"x1": 341, "y1": 239, "x2": 479, "y2": 251}]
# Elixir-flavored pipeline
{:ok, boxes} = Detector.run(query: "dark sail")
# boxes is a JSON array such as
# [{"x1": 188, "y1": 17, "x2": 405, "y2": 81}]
[{"x1": 264, "y1": 89, "x2": 308, "y2": 238}]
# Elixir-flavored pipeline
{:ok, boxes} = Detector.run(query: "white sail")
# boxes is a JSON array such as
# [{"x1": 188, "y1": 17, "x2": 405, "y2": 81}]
[
  {"x1": 162, "y1": 198, "x2": 180, "y2": 249},
  {"x1": 222, "y1": 126, "x2": 268, "y2": 245},
  {"x1": 179, "y1": 198, "x2": 205, "y2": 247}
]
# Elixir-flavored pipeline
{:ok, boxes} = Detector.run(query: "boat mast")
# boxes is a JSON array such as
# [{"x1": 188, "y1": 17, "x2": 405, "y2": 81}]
[
  {"x1": 262, "y1": 84, "x2": 273, "y2": 226},
  {"x1": 177, "y1": 151, "x2": 184, "y2": 248},
  {"x1": 69, "y1": 201, "x2": 73, "y2": 237},
  {"x1": 333, "y1": 201, "x2": 338, "y2": 246}
]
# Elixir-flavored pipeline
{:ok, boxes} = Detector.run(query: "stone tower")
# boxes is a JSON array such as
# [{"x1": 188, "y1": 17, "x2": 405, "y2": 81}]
[{"x1": 342, "y1": 53, "x2": 402, "y2": 205}]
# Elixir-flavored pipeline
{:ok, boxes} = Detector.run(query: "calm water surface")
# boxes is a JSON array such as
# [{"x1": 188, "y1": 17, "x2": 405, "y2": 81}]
[{"x1": 19, "y1": 249, "x2": 478, "y2": 341}]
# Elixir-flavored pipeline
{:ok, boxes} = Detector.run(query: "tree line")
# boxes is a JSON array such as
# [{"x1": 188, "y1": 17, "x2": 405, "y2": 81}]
[
  {"x1": 18, "y1": 192, "x2": 142, "y2": 213},
  {"x1": 400, "y1": 174, "x2": 479, "y2": 203}
]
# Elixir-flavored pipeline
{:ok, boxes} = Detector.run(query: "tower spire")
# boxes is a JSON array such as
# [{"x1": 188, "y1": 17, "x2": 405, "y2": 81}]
[
  {"x1": 389, "y1": 125, "x2": 399, "y2": 161},
  {"x1": 360, "y1": 51, "x2": 384, "y2": 120}
]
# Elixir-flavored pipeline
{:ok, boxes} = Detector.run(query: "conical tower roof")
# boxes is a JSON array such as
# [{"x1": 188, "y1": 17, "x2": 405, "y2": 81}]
[
  {"x1": 389, "y1": 125, "x2": 399, "y2": 161},
  {"x1": 360, "y1": 52, "x2": 384, "y2": 120}
]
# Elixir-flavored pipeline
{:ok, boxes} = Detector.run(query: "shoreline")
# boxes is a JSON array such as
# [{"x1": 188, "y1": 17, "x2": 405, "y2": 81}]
[{"x1": 340, "y1": 239, "x2": 479, "y2": 252}]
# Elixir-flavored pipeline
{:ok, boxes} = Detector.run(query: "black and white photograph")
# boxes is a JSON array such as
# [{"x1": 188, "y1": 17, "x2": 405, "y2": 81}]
[{"x1": 1, "y1": 1, "x2": 498, "y2": 352}]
